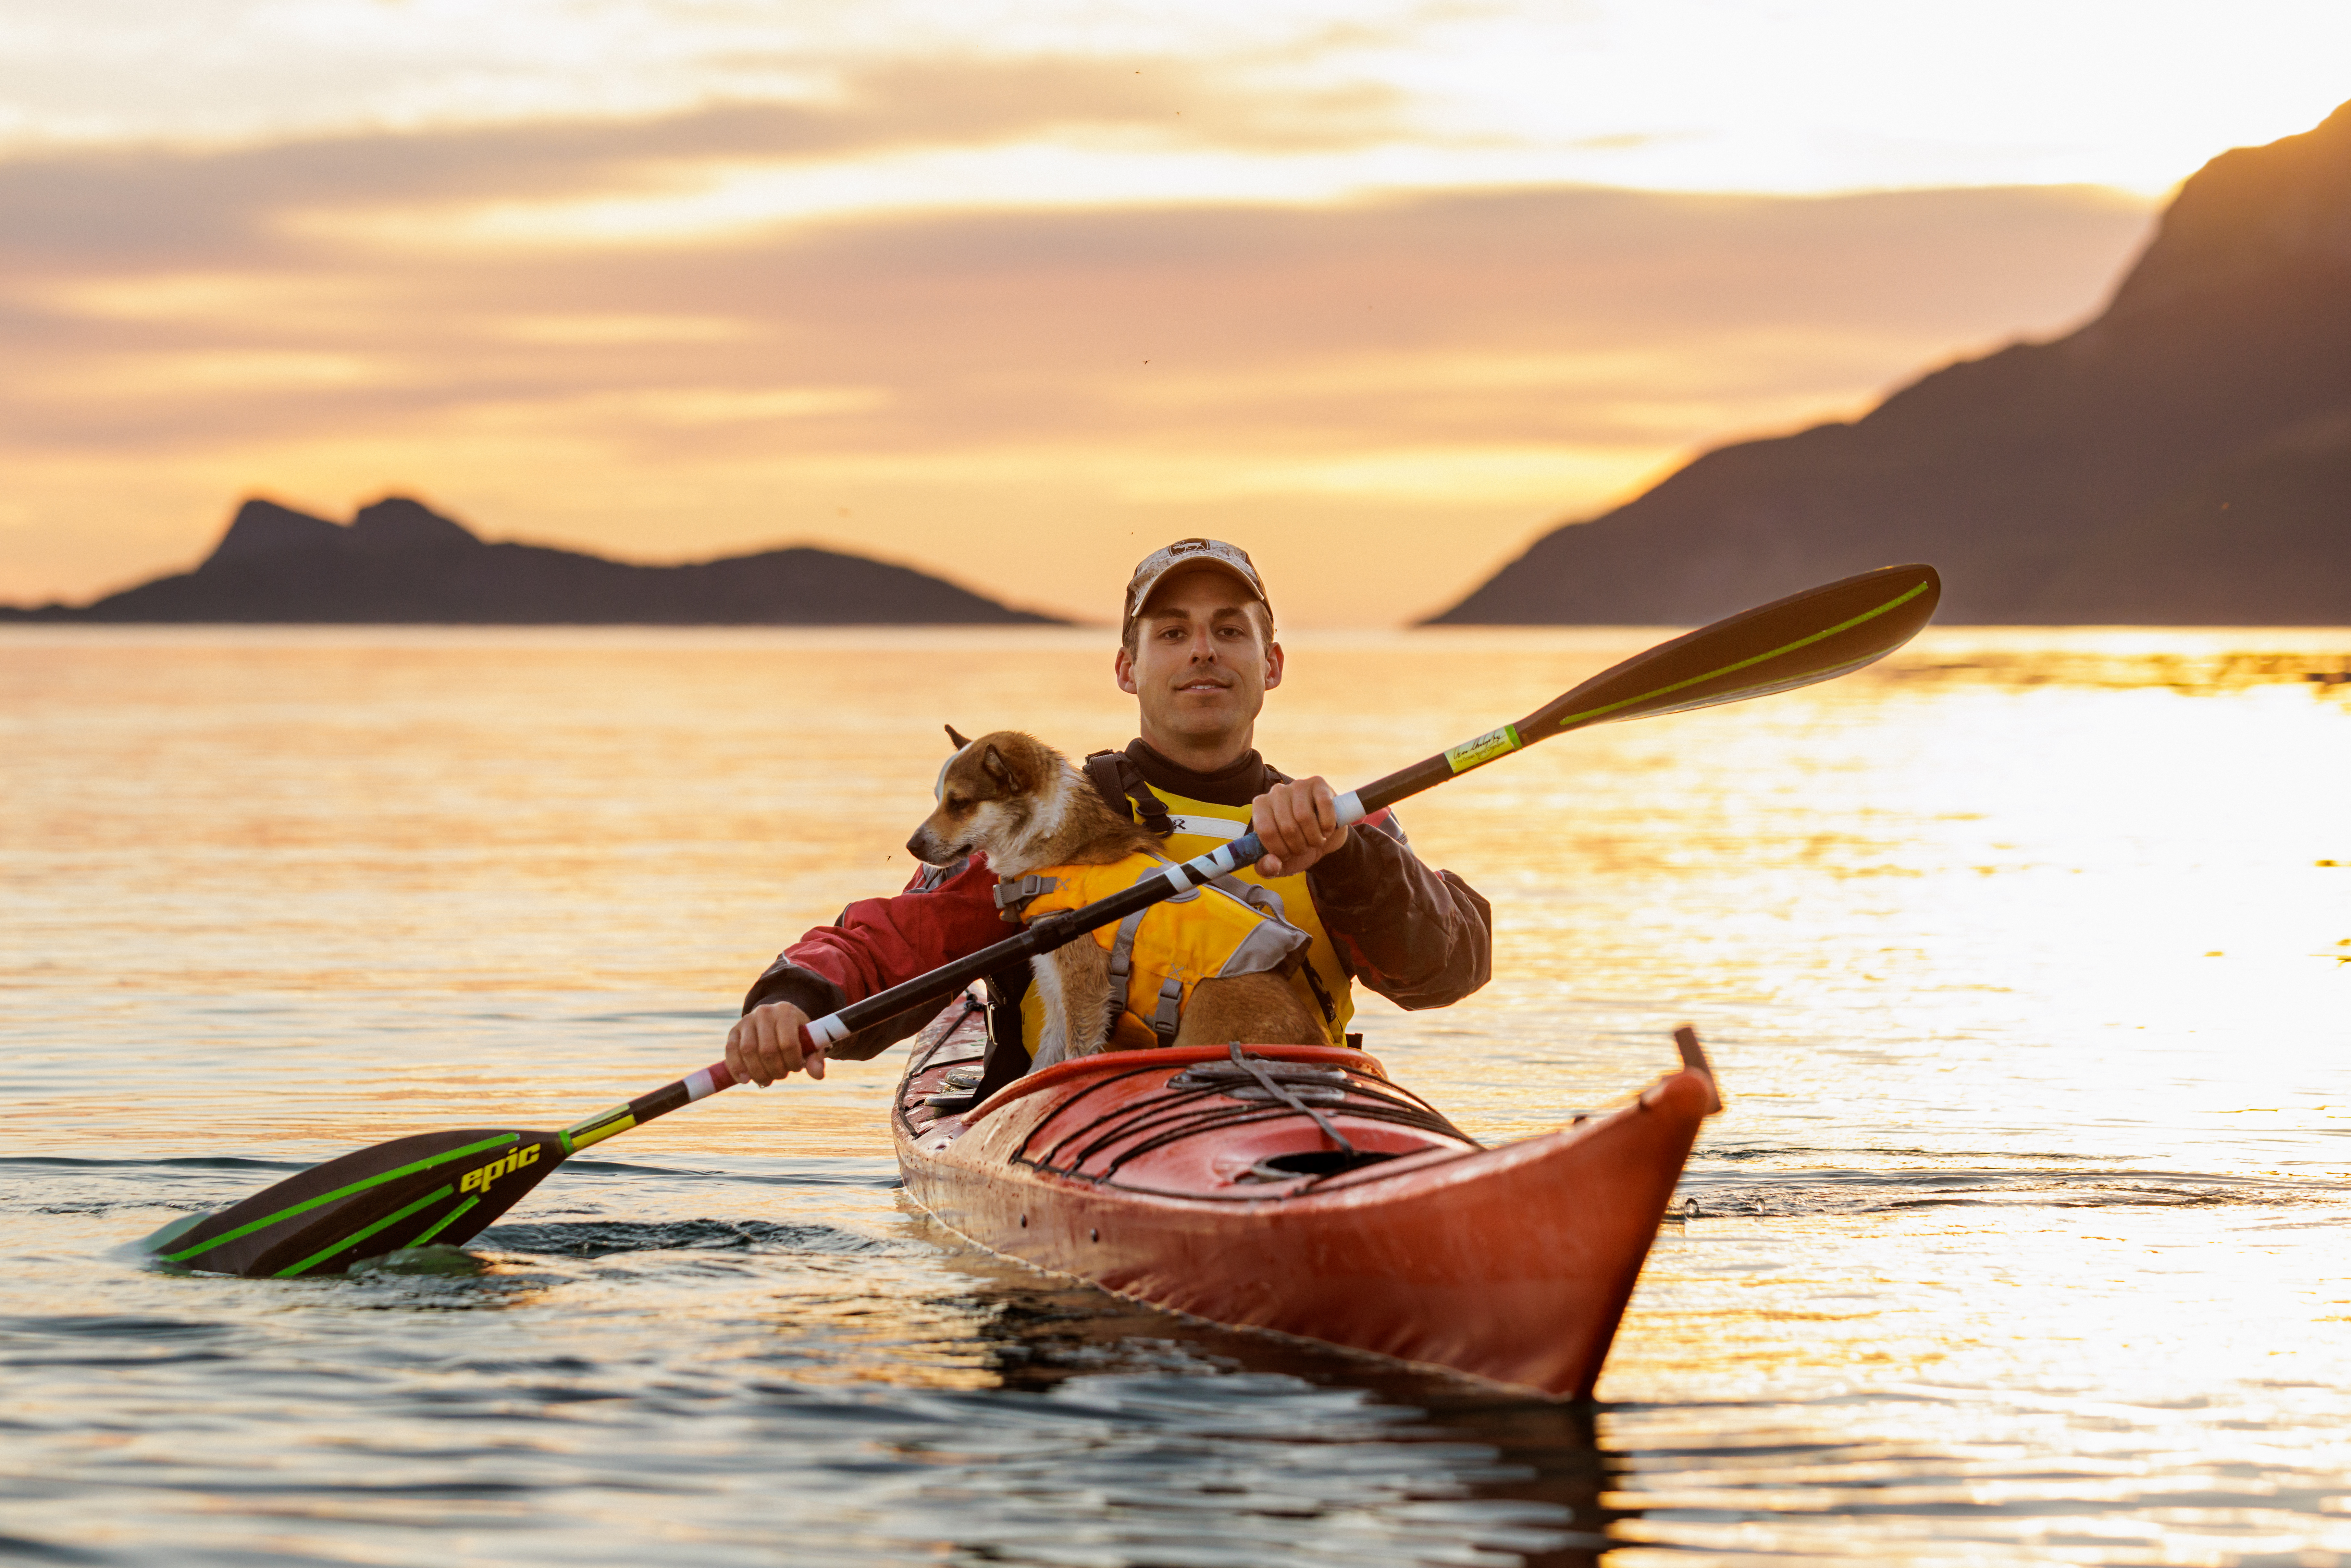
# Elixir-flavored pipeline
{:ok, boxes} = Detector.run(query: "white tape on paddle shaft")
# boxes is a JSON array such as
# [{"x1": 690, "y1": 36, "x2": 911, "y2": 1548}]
[
  {"x1": 1333, "y1": 790, "x2": 1366, "y2": 826},
  {"x1": 684, "y1": 1067, "x2": 722, "y2": 1102},
  {"x1": 805, "y1": 1014, "x2": 851, "y2": 1046},
  {"x1": 1187, "y1": 842, "x2": 1243, "y2": 882}
]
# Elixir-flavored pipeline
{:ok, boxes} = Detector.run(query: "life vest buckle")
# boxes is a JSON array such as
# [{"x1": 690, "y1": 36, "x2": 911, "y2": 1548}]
[{"x1": 993, "y1": 873, "x2": 1062, "y2": 921}]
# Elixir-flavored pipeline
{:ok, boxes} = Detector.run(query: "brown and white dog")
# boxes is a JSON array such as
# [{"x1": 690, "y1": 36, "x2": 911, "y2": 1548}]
[{"x1": 906, "y1": 727, "x2": 1325, "y2": 1064}]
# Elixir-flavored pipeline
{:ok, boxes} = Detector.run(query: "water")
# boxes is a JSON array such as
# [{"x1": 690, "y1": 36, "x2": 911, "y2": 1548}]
[{"x1": 3, "y1": 624, "x2": 2347, "y2": 1566}]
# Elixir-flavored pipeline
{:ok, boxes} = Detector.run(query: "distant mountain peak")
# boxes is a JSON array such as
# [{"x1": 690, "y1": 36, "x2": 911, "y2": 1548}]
[
  {"x1": 207, "y1": 499, "x2": 344, "y2": 566},
  {"x1": 8, "y1": 495, "x2": 1063, "y2": 625},
  {"x1": 205, "y1": 495, "x2": 484, "y2": 571},
  {"x1": 1430, "y1": 99, "x2": 2351, "y2": 627},
  {"x1": 349, "y1": 497, "x2": 481, "y2": 554},
  {"x1": 2106, "y1": 99, "x2": 2351, "y2": 323}
]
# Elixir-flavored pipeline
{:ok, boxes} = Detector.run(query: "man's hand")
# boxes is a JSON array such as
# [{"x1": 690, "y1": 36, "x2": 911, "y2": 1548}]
[
  {"x1": 726, "y1": 1000, "x2": 828, "y2": 1085},
  {"x1": 1252, "y1": 776, "x2": 1349, "y2": 877}
]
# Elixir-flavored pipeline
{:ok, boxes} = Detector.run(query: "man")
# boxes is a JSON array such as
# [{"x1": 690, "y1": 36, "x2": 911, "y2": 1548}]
[{"x1": 725, "y1": 538, "x2": 1492, "y2": 1089}]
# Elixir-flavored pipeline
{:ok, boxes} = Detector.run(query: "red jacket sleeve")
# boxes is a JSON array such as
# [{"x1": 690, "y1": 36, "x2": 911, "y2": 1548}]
[{"x1": 742, "y1": 854, "x2": 1008, "y2": 1060}]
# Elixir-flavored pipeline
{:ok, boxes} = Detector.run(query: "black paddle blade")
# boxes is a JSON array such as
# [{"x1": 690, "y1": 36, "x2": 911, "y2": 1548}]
[
  {"x1": 1524, "y1": 562, "x2": 1940, "y2": 741},
  {"x1": 139, "y1": 1129, "x2": 566, "y2": 1278}
]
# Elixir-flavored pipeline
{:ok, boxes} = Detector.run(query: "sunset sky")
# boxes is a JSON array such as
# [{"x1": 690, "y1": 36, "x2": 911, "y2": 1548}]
[{"x1": 5, "y1": 1, "x2": 2348, "y2": 623}]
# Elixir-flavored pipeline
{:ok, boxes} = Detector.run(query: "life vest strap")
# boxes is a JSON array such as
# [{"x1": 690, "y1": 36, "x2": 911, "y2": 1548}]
[
  {"x1": 1102, "y1": 905, "x2": 1190, "y2": 1049},
  {"x1": 1208, "y1": 873, "x2": 1285, "y2": 921},
  {"x1": 1084, "y1": 750, "x2": 1177, "y2": 837},
  {"x1": 1103, "y1": 906, "x2": 1147, "y2": 1046},
  {"x1": 1149, "y1": 976, "x2": 1184, "y2": 1048},
  {"x1": 993, "y1": 873, "x2": 1062, "y2": 920},
  {"x1": 1297, "y1": 957, "x2": 1338, "y2": 1024}
]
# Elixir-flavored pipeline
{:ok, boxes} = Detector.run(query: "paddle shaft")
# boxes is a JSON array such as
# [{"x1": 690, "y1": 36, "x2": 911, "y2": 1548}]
[
  {"x1": 582, "y1": 562, "x2": 1937, "y2": 1099},
  {"x1": 558, "y1": 1060, "x2": 738, "y2": 1153},
  {"x1": 796, "y1": 562, "x2": 1938, "y2": 1056},
  {"x1": 792, "y1": 735, "x2": 1550, "y2": 1054}
]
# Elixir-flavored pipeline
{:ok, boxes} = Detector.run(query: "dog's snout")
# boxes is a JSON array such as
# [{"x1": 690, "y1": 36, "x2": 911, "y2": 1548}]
[{"x1": 907, "y1": 823, "x2": 965, "y2": 867}]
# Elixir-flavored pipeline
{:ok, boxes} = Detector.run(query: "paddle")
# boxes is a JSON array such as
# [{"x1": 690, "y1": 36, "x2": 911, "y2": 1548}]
[
  {"x1": 142, "y1": 561, "x2": 1936, "y2": 1279},
  {"x1": 139, "y1": 1066, "x2": 728, "y2": 1278},
  {"x1": 796, "y1": 560, "x2": 1941, "y2": 1058}
]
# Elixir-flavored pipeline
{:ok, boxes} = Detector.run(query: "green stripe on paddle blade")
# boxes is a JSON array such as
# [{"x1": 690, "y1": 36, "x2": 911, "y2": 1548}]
[
  {"x1": 276, "y1": 1185, "x2": 454, "y2": 1278},
  {"x1": 1524, "y1": 564, "x2": 1940, "y2": 742},
  {"x1": 161, "y1": 1132, "x2": 518, "y2": 1263},
  {"x1": 142, "y1": 1130, "x2": 568, "y2": 1278},
  {"x1": 410, "y1": 1195, "x2": 480, "y2": 1249}
]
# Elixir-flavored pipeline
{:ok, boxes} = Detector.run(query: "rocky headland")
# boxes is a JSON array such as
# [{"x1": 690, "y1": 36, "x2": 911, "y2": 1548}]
[
  {"x1": 3, "y1": 497, "x2": 1061, "y2": 625},
  {"x1": 1432, "y1": 101, "x2": 2351, "y2": 624}
]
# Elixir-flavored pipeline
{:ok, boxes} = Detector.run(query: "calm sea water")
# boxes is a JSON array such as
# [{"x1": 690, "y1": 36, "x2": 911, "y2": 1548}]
[{"x1": 4, "y1": 624, "x2": 2348, "y2": 1567}]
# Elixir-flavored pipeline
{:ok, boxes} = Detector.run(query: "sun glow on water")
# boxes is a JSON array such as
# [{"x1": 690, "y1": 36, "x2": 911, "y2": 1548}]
[{"x1": 2, "y1": 625, "x2": 2347, "y2": 1560}]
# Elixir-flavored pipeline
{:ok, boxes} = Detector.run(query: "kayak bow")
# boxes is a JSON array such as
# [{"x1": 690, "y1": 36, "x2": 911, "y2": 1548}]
[{"x1": 894, "y1": 1002, "x2": 1721, "y2": 1398}]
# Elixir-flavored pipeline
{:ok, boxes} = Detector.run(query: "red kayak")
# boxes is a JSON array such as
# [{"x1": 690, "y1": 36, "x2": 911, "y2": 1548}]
[{"x1": 893, "y1": 1001, "x2": 1721, "y2": 1398}]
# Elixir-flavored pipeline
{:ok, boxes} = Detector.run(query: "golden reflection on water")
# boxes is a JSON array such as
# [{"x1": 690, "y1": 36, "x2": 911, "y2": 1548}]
[
  {"x1": 5, "y1": 624, "x2": 2349, "y2": 1563},
  {"x1": 5, "y1": 627, "x2": 2345, "y2": 1144}
]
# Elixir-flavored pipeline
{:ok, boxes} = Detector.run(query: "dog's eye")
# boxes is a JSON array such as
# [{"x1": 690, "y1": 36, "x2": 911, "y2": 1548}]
[{"x1": 942, "y1": 793, "x2": 969, "y2": 811}]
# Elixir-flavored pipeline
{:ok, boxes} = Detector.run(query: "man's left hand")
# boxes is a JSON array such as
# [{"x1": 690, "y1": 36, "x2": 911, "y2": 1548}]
[{"x1": 1252, "y1": 777, "x2": 1349, "y2": 877}]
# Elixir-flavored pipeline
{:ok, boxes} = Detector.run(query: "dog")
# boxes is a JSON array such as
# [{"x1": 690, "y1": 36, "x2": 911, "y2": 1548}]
[{"x1": 906, "y1": 727, "x2": 1326, "y2": 1065}]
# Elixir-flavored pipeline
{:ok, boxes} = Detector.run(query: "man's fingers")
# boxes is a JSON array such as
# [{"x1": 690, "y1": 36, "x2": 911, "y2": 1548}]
[
  {"x1": 1261, "y1": 789, "x2": 1308, "y2": 874},
  {"x1": 727, "y1": 1003, "x2": 823, "y2": 1087},
  {"x1": 773, "y1": 1017, "x2": 806, "y2": 1079},
  {"x1": 1309, "y1": 779, "x2": 1340, "y2": 837},
  {"x1": 1306, "y1": 779, "x2": 1347, "y2": 849},
  {"x1": 744, "y1": 1026, "x2": 777, "y2": 1087},
  {"x1": 1271, "y1": 784, "x2": 1313, "y2": 853},
  {"x1": 1260, "y1": 795, "x2": 1294, "y2": 854},
  {"x1": 747, "y1": 1013, "x2": 775, "y2": 1086},
  {"x1": 726, "y1": 1014, "x2": 767, "y2": 1087},
  {"x1": 1252, "y1": 779, "x2": 1346, "y2": 877}
]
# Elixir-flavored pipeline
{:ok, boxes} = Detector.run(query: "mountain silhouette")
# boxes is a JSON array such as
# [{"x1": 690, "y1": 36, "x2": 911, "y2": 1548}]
[
  {"x1": 4, "y1": 497, "x2": 1062, "y2": 624},
  {"x1": 1431, "y1": 101, "x2": 2351, "y2": 624}
]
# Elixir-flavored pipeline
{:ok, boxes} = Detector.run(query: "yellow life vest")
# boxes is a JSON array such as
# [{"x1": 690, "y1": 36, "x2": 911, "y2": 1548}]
[
  {"x1": 1149, "y1": 783, "x2": 1355, "y2": 1045},
  {"x1": 1013, "y1": 783, "x2": 1356, "y2": 1052},
  {"x1": 1003, "y1": 851, "x2": 1311, "y2": 1060}
]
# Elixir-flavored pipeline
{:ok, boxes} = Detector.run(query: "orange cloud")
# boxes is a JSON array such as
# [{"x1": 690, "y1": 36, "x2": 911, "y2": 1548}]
[{"x1": 0, "y1": 98, "x2": 2153, "y2": 622}]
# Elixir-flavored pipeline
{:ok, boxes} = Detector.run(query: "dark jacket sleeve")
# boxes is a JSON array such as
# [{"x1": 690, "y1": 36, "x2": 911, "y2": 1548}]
[
  {"x1": 741, "y1": 854, "x2": 1010, "y2": 1060},
  {"x1": 1305, "y1": 809, "x2": 1492, "y2": 1009}
]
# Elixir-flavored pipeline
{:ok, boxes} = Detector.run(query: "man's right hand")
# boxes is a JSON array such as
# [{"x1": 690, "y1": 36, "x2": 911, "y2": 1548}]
[{"x1": 726, "y1": 1001, "x2": 828, "y2": 1085}]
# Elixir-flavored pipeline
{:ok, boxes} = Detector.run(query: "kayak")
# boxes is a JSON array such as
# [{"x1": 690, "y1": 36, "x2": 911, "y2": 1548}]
[{"x1": 892, "y1": 997, "x2": 1722, "y2": 1398}]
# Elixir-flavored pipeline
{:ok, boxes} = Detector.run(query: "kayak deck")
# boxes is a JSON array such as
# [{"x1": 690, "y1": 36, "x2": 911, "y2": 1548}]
[{"x1": 893, "y1": 999, "x2": 1718, "y2": 1398}]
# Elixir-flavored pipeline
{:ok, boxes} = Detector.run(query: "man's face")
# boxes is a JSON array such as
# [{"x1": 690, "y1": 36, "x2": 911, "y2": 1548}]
[{"x1": 1114, "y1": 567, "x2": 1283, "y2": 751}]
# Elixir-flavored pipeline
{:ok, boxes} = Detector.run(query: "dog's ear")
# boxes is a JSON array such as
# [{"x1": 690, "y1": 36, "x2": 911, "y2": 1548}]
[
  {"x1": 945, "y1": 724, "x2": 972, "y2": 750},
  {"x1": 980, "y1": 744, "x2": 1016, "y2": 793}
]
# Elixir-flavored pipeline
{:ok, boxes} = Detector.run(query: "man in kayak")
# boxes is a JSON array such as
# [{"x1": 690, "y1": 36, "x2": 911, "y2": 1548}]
[{"x1": 726, "y1": 538, "x2": 1493, "y2": 1091}]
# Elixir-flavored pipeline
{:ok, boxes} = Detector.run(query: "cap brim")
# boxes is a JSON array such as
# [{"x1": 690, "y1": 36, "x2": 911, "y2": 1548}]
[{"x1": 1125, "y1": 558, "x2": 1266, "y2": 629}]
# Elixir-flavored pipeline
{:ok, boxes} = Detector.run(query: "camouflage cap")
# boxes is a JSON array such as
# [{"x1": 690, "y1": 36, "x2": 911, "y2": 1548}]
[{"x1": 1121, "y1": 538, "x2": 1271, "y2": 639}]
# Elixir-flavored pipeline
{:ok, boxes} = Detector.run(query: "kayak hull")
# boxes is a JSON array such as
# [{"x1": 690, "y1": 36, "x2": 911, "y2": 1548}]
[{"x1": 892, "y1": 1007, "x2": 1715, "y2": 1399}]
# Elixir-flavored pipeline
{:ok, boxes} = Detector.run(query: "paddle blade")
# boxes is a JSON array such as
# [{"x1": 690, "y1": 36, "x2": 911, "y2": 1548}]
[
  {"x1": 1522, "y1": 562, "x2": 1940, "y2": 741},
  {"x1": 140, "y1": 1129, "x2": 565, "y2": 1278}
]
